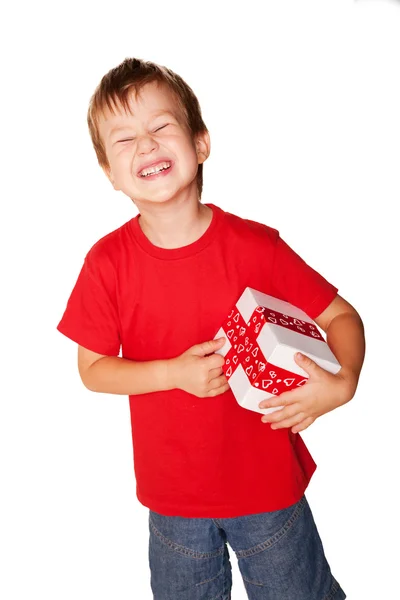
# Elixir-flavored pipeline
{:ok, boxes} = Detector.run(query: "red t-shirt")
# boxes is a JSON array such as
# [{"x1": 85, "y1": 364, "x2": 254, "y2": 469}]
[{"x1": 57, "y1": 203, "x2": 338, "y2": 518}]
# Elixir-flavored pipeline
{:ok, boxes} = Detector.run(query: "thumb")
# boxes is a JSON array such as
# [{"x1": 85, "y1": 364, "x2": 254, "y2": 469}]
[
  {"x1": 192, "y1": 337, "x2": 226, "y2": 357},
  {"x1": 294, "y1": 352, "x2": 320, "y2": 375}
]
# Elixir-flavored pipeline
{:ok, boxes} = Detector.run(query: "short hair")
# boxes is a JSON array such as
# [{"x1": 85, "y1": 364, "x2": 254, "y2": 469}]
[{"x1": 87, "y1": 57, "x2": 209, "y2": 199}]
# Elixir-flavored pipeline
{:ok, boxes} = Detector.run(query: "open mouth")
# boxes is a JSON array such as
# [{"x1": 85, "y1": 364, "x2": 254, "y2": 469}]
[{"x1": 138, "y1": 162, "x2": 173, "y2": 180}]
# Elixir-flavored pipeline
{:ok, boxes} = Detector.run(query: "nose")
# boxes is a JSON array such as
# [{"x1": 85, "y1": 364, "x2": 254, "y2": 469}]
[{"x1": 137, "y1": 132, "x2": 159, "y2": 155}]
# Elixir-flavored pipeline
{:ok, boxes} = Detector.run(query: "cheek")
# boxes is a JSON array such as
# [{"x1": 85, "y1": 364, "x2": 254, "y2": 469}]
[
  {"x1": 111, "y1": 149, "x2": 134, "y2": 171},
  {"x1": 180, "y1": 139, "x2": 200, "y2": 163},
  {"x1": 169, "y1": 133, "x2": 196, "y2": 152}
]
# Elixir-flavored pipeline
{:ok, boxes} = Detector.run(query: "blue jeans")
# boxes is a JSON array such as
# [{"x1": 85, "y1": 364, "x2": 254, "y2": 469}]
[{"x1": 148, "y1": 495, "x2": 346, "y2": 600}]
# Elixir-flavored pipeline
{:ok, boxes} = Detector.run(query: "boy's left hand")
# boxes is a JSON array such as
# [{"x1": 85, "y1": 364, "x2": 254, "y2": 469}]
[{"x1": 258, "y1": 352, "x2": 356, "y2": 433}]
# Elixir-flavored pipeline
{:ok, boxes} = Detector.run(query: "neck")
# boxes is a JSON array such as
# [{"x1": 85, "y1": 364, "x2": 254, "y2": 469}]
[{"x1": 136, "y1": 198, "x2": 212, "y2": 249}]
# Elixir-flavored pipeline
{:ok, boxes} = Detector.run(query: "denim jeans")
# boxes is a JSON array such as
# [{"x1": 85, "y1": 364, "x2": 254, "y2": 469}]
[{"x1": 148, "y1": 495, "x2": 346, "y2": 600}]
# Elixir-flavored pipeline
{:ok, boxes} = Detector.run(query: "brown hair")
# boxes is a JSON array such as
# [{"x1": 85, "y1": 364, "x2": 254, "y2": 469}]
[{"x1": 87, "y1": 57, "x2": 209, "y2": 199}]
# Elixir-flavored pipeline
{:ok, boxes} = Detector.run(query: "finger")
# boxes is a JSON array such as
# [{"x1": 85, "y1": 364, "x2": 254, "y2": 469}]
[
  {"x1": 209, "y1": 374, "x2": 228, "y2": 390},
  {"x1": 207, "y1": 382, "x2": 230, "y2": 397},
  {"x1": 206, "y1": 353, "x2": 225, "y2": 370},
  {"x1": 208, "y1": 366, "x2": 224, "y2": 381},
  {"x1": 291, "y1": 416, "x2": 315, "y2": 433},
  {"x1": 269, "y1": 412, "x2": 306, "y2": 430},
  {"x1": 194, "y1": 338, "x2": 226, "y2": 357},
  {"x1": 261, "y1": 403, "x2": 300, "y2": 423},
  {"x1": 294, "y1": 352, "x2": 325, "y2": 378},
  {"x1": 258, "y1": 387, "x2": 307, "y2": 410}
]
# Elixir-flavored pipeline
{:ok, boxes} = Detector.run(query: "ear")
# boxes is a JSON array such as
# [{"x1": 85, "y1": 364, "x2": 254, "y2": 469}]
[
  {"x1": 196, "y1": 130, "x2": 211, "y2": 164},
  {"x1": 102, "y1": 164, "x2": 120, "y2": 191}
]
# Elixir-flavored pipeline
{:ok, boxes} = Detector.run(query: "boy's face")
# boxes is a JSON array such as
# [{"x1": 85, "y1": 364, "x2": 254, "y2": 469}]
[{"x1": 98, "y1": 81, "x2": 210, "y2": 207}]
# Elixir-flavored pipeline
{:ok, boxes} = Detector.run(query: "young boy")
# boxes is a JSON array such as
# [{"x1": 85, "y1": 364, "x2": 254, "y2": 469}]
[{"x1": 57, "y1": 57, "x2": 365, "y2": 600}]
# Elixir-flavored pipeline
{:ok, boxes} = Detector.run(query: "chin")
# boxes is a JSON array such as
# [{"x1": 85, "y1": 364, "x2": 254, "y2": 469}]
[{"x1": 134, "y1": 196, "x2": 176, "y2": 207}]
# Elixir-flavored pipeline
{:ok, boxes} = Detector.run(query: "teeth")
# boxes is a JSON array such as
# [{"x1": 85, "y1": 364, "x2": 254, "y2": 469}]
[{"x1": 140, "y1": 161, "x2": 171, "y2": 177}]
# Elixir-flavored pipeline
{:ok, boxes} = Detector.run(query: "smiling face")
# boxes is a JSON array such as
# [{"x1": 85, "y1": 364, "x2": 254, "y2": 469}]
[{"x1": 97, "y1": 81, "x2": 210, "y2": 209}]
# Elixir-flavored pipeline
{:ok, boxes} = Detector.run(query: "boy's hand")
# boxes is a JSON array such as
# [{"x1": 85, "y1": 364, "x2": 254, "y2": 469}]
[
  {"x1": 258, "y1": 353, "x2": 356, "y2": 433},
  {"x1": 170, "y1": 337, "x2": 230, "y2": 398}
]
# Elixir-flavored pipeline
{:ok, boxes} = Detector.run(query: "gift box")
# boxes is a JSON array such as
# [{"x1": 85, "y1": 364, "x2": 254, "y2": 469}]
[{"x1": 214, "y1": 287, "x2": 341, "y2": 416}]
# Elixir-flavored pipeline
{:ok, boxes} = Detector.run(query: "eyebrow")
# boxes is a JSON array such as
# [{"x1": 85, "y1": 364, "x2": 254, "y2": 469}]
[{"x1": 108, "y1": 110, "x2": 176, "y2": 137}]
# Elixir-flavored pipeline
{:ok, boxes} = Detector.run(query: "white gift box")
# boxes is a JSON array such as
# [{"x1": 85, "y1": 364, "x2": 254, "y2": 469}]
[{"x1": 214, "y1": 287, "x2": 341, "y2": 416}]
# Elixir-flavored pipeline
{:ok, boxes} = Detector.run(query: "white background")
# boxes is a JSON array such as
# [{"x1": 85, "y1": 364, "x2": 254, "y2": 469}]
[{"x1": 1, "y1": 0, "x2": 399, "y2": 598}]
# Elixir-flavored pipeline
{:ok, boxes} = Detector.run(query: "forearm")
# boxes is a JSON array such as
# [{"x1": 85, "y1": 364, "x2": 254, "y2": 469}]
[
  {"x1": 326, "y1": 312, "x2": 366, "y2": 394},
  {"x1": 83, "y1": 356, "x2": 176, "y2": 395}
]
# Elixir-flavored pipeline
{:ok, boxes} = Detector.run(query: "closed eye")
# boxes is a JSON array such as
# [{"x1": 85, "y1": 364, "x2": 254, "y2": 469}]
[{"x1": 117, "y1": 124, "x2": 168, "y2": 143}]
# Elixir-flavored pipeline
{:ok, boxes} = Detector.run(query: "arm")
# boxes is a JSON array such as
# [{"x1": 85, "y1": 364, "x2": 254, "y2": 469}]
[
  {"x1": 314, "y1": 294, "x2": 366, "y2": 399},
  {"x1": 259, "y1": 294, "x2": 366, "y2": 432},
  {"x1": 268, "y1": 231, "x2": 366, "y2": 390},
  {"x1": 78, "y1": 337, "x2": 229, "y2": 397},
  {"x1": 78, "y1": 346, "x2": 174, "y2": 395}
]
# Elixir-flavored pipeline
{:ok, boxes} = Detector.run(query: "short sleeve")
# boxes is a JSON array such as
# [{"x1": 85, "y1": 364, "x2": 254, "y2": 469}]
[
  {"x1": 270, "y1": 234, "x2": 338, "y2": 320},
  {"x1": 56, "y1": 249, "x2": 121, "y2": 356}
]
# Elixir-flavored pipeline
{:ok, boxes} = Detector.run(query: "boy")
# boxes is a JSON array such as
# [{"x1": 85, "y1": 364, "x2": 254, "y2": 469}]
[{"x1": 57, "y1": 57, "x2": 365, "y2": 600}]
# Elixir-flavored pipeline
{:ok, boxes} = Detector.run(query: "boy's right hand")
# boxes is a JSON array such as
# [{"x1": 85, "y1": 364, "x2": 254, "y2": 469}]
[{"x1": 170, "y1": 337, "x2": 230, "y2": 398}]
